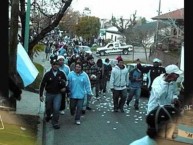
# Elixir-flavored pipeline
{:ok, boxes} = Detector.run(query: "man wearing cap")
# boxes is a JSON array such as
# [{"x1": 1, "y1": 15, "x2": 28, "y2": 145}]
[
  {"x1": 109, "y1": 56, "x2": 128, "y2": 112},
  {"x1": 39, "y1": 58, "x2": 67, "y2": 129},
  {"x1": 147, "y1": 64, "x2": 183, "y2": 114},
  {"x1": 57, "y1": 55, "x2": 70, "y2": 115},
  {"x1": 137, "y1": 58, "x2": 165, "y2": 96}
]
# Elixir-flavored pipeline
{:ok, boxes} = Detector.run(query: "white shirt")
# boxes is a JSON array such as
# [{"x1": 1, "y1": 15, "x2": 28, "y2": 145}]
[{"x1": 147, "y1": 74, "x2": 179, "y2": 114}]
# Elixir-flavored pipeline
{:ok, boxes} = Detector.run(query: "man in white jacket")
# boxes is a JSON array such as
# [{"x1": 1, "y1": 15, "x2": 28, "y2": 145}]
[
  {"x1": 109, "y1": 56, "x2": 128, "y2": 112},
  {"x1": 147, "y1": 64, "x2": 183, "y2": 114}
]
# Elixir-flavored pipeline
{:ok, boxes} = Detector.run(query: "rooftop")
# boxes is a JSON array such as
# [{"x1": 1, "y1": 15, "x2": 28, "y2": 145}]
[{"x1": 152, "y1": 8, "x2": 184, "y2": 20}]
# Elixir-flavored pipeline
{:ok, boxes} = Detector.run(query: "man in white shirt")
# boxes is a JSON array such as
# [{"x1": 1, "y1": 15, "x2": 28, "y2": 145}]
[{"x1": 147, "y1": 64, "x2": 183, "y2": 114}]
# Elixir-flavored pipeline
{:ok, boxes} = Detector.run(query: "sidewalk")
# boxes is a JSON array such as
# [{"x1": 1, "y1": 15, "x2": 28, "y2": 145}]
[
  {"x1": 15, "y1": 51, "x2": 49, "y2": 145},
  {"x1": 15, "y1": 90, "x2": 45, "y2": 145}
]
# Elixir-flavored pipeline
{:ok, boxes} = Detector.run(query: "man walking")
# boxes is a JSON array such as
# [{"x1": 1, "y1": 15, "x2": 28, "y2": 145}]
[
  {"x1": 126, "y1": 63, "x2": 143, "y2": 110},
  {"x1": 57, "y1": 55, "x2": 70, "y2": 115},
  {"x1": 82, "y1": 55, "x2": 100, "y2": 113},
  {"x1": 109, "y1": 56, "x2": 128, "y2": 112},
  {"x1": 39, "y1": 58, "x2": 67, "y2": 129},
  {"x1": 67, "y1": 62, "x2": 93, "y2": 125},
  {"x1": 147, "y1": 64, "x2": 183, "y2": 114}
]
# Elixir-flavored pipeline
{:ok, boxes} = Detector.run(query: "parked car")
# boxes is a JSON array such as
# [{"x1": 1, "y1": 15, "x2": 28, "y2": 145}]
[
  {"x1": 79, "y1": 46, "x2": 93, "y2": 55},
  {"x1": 126, "y1": 63, "x2": 153, "y2": 97},
  {"x1": 96, "y1": 42, "x2": 133, "y2": 56}
]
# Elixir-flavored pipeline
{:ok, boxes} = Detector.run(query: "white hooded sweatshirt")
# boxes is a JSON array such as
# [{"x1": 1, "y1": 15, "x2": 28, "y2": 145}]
[
  {"x1": 109, "y1": 65, "x2": 128, "y2": 90},
  {"x1": 147, "y1": 74, "x2": 179, "y2": 114}
]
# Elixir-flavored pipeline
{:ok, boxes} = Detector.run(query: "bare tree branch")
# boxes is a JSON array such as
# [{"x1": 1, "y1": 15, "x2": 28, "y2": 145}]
[{"x1": 28, "y1": 0, "x2": 73, "y2": 57}]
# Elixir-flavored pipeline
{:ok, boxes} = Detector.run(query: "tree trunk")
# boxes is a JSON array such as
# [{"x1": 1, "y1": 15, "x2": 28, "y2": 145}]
[
  {"x1": 9, "y1": 0, "x2": 20, "y2": 110},
  {"x1": 144, "y1": 47, "x2": 148, "y2": 63},
  {"x1": 9, "y1": 0, "x2": 19, "y2": 76},
  {"x1": 28, "y1": 0, "x2": 73, "y2": 59},
  {"x1": 19, "y1": 0, "x2": 26, "y2": 45}
]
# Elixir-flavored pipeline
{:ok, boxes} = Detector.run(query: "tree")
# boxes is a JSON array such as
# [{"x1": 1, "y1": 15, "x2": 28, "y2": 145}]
[
  {"x1": 111, "y1": 11, "x2": 138, "y2": 43},
  {"x1": 74, "y1": 16, "x2": 100, "y2": 42},
  {"x1": 9, "y1": 0, "x2": 19, "y2": 77},
  {"x1": 111, "y1": 12, "x2": 150, "y2": 62},
  {"x1": 9, "y1": 0, "x2": 73, "y2": 83},
  {"x1": 58, "y1": 8, "x2": 80, "y2": 37},
  {"x1": 18, "y1": 0, "x2": 73, "y2": 59}
]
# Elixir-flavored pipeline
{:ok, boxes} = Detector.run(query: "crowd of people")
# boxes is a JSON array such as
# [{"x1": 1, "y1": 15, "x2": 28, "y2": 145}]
[
  {"x1": 39, "y1": 42, "x2": 184, "y2": 145},
  {"x1": 39, "y1": 45, "x2": 112, "y2": 128}
]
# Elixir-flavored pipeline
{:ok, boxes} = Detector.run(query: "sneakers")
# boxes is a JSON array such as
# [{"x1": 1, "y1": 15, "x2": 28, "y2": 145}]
[
  {"x1": 86, "y1": 107, "x2": 92, "y2": 110},
  {"x1": 53, "y1": 124, "x2": 60, "y2": 129},
  {"x1": 134, "y1": 105, "x2": 139, "y2": 110},
  {"x1": 44, "y1": 116, "x2": 52, "y2": 122},
  {"x1": 60, "y1": 110, "x2": 65, "y2": 115},
  {"x1": 120, "y1": 109, "x2": 125, "y2": 113},
  {"x1": 114, "y1": 109, "x2": 118, "y2": 112},
  {"x1": 75, "y1": 120, "x2": 81, "y2": 125}
]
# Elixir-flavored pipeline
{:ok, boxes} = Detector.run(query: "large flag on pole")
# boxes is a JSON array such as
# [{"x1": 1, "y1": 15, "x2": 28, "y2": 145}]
[{"x1": 17, "y1": 42, "x2": 39, "y2": 87}]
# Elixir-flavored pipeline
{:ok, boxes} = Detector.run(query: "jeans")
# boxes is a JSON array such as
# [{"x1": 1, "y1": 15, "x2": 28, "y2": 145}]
[
  {"x1": 45, "y1": 93, "x2": 62, "y2": 125},
  {"x1": 113, "y1": 89, "x2": 127, "y2": 110},
  {"x1": 82, "y1": 94, "x2": 92, "y2": 110},
  {"x1": 60, "y1": 92, "x2": 66, "y2": 111},
  {"x1": 97, "y1": 78, "x2": 108, "y2": 93},
  {"x1": 70, "y1": 98, "x2": 84, "y2": 121},
  {"x1": 127, "y1": 87, "x2": 141, "y2": 106}
]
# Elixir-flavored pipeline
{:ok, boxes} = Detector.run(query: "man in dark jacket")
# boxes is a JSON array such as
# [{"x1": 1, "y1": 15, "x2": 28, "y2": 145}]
[
  {"x1": 39, "y1": 58, "x2": 67, "y2": 129},
  {"x1": 82, "y1": 55, "x2": 100, "y2": 113},
  {"x1": 103, "y1": 58, "x2": 112, "y2": 92},
  {"x1": 137, "y1": 58, "x2": 165, "y2": 96}
]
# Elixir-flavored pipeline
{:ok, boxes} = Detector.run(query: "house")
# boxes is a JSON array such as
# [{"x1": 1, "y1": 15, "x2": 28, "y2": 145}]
[
  {"x1": 99, "y1": 26, "x2": 125, "y2": 42},
  {"x1": 149, "y1": 8, "x2": 184, "y2": 67},
  {"x1": 152, "y1": 8, "x2": 184, "y2": 50},
  {"x1": 133, "y1": 21, "x2": 170, "y2": 47}
]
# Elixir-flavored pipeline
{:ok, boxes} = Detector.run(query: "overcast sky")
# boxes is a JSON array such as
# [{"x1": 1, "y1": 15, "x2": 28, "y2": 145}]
[{"x1": 71, "y1": 0, "x2": 184, "y2": 21}]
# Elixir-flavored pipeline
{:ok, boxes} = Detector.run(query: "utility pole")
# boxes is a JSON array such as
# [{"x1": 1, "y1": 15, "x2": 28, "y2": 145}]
[
  {"x1": 24, "y1": 0, "x2": 31, "y2": 52},
  {"x1": 155, "y1": 0, "x2": 161, "y2": 50}
]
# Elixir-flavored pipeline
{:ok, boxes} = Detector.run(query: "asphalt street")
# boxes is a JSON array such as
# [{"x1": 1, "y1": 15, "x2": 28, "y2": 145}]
[
  {"x1": 44, "y1": 91, "x2": 149, "y2": 145},
  {"x1": 34, "y1": 50, "x2": 150, "y2": 145}
]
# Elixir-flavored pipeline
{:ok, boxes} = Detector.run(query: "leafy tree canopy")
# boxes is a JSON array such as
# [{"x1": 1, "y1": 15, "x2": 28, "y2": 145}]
[{"x1": 74, "y1": 16, "x2": 100, "y2": 40}]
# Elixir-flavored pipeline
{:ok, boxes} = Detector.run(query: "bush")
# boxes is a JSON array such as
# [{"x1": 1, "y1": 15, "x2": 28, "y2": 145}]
[{"x1": 25, "y1": 62, "x2": 44, "y2": 93}]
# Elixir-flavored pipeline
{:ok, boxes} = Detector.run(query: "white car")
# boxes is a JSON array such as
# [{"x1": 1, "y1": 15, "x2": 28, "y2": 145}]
[
  {"x1": 96, "y1": 42, "x2": 133, "y2": 56},
  {"x1": 79, "y1": 46, "x2": 93, "y2": 55}
]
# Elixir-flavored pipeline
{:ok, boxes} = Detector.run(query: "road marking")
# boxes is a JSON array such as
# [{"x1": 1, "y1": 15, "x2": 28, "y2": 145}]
[{"x1": 0, "y1": 115, "x2": 4, "y2": 130}]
